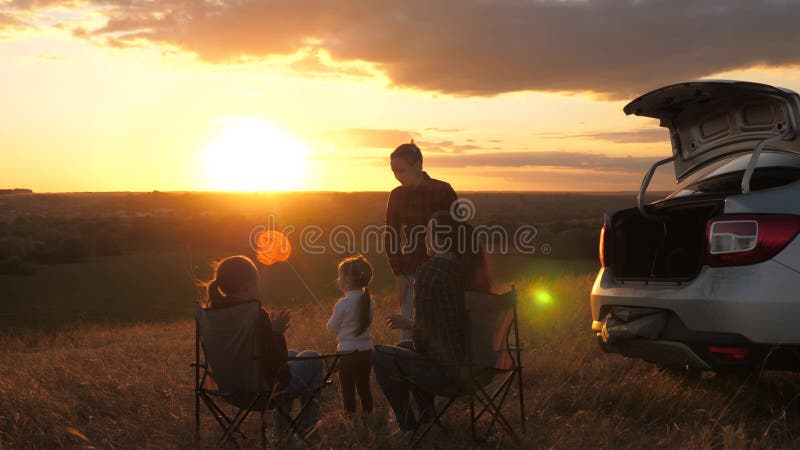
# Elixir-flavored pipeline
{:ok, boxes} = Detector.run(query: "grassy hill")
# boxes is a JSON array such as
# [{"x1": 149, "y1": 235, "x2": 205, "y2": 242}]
[{"x1": 3, "y1": 273, "x2": 800, "y2": 448}]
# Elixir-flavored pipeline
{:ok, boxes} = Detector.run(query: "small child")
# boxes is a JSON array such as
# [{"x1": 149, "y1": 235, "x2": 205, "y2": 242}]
[{"x1": 327, "y1": 255, "x2": 375, "y2": 418}]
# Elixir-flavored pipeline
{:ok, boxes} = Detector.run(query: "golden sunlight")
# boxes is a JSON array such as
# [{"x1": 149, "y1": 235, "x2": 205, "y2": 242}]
[{"x1": 202, "y1": 118, "x2": 307, "y2": 191}]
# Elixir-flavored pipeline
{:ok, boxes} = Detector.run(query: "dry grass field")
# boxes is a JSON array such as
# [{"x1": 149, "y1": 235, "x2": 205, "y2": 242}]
[
  {"x1": 4, "y1": 272, "x2": 800, "y2": 449},
  {"x1": 3, "y1": 192, "x2": 800, "y2": 448}
]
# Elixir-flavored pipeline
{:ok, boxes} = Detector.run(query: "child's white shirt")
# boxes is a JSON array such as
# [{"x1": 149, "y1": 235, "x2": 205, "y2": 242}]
[{"x1": 327, "y1": 289, "x2": 374, "y2": 352}]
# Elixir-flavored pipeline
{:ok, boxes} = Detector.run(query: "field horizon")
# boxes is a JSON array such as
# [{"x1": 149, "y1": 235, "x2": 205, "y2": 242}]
[{"x1": 0, "y1": 189, "x2": 673, "y2": 196}]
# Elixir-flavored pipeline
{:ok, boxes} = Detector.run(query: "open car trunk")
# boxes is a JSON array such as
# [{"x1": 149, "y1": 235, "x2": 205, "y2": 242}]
[
  {"x1": 608, "y1": 81, "x2": 800, "y2": 282},
  {"x1": 609, "y1": 198, "x2": 724, "y2": 282},
  {"x1": 623, "y1": 80, "x2": 800, "y2": 182}
]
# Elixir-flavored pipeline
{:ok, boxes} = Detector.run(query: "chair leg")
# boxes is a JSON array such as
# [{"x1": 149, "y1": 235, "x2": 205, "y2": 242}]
[
  {"x1": 199, "y1": 393, "x2": 260, "y2": 449},
  {"x1": 469, "y1": 392, "x2": 476, "y2": 440},
  {"x1": 475, "y1": 374, "x2": 513, "y2": 422},
  {"x1": 409, "y1": 396, "x2": 455, "y2": 448},
  {"x1": 212, "y1": 404, "x2": 247, "y2": 449},
  {"x1": 482, "y1": 383, "x2": 514, "y2": 438},
  {"x1": 477, "y1": 372, "x2": 524, "y2": 436},
  {"x1": 277, "y1": 354, "x2": 340, "y2": 445},
  {"x1": 289, "y1": 393, "x2": 323, "y2": 442},
  {"x1": 473, "y1": 384, "x2": 517, "y2": 440},
  {"x1": 201, "y1": 395, "x2": 232, "y2": 430},
  {"x1": 260, "y1": 410, "x2": 267, "y2": 449},
  {"x1": 194, "y1": 390, "x2": 201, "y2": 445},
  {"x1": 221, "y1": 408, "x2": 256, "y2": 448},
  {"x1": 273, "y1": 403, "x2": 309, "y2": 447},
  {"x1": 517, "y1": 366, "x2": 526, "y2": 434}
]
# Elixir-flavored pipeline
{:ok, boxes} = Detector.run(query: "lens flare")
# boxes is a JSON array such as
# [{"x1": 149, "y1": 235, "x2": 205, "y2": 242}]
[{"x1": 534, "y1": 288, "x2": 553, "y2": 307}]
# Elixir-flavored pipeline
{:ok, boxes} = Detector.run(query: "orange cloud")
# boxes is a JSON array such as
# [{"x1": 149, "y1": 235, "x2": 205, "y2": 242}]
[
  {"x1": 312, "y1": 128, "x2": 415, "y2": 149},
  {"x1": 554, "y1": 129, "x2": 670, "y2": 144},
  {"x1": 425, "y1": 151, "x2": 659, "y2": 173},
  {"x1": 0, "y1": 11, "x2": 22, "y2": 33}
]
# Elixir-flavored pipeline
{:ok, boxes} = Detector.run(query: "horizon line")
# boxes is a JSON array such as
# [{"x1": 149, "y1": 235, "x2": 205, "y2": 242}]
[{"x1": 1, "y1": 189, "x2": 670, "y2": 195}]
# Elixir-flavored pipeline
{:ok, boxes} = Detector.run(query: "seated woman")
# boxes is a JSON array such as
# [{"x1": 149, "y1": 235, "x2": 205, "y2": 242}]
[
  {"x1": 201, "y1": 255, "x2": 323, "y2": 438},
  {"x1": 372, "y1": 211, "x2": 493, "y2": 434}
]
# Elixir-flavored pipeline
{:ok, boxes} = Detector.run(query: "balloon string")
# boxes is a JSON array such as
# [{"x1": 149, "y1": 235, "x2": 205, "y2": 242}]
[{"x1": 285, "y1": 260, "x2": 326, "y2": 314}]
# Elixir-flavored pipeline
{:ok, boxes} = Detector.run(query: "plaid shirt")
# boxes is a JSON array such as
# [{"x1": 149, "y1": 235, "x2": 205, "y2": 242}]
[
  {"x1": 384, "y1": 172, "x2": 458, "y2": 276},
  {"x1": 412, "y1": 255, "x2": 466, "y2": 362}
]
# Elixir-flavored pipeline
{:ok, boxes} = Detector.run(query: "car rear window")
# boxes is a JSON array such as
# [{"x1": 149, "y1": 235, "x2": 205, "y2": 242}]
[{"x1": 667, "y1": 152, "x2": 800, "y2": 199}]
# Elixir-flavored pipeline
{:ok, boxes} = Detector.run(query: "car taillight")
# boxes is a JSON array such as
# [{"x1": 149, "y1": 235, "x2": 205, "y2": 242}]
[
  {"x1": 599, "y1": 224, "x2": 607, "y2": 268},
  {"x1": 706, "y1": 214, "x2": 800, "y2": 266},
  {"x1": 707, "y1": 346, "x2": 750, "y2": 361}
]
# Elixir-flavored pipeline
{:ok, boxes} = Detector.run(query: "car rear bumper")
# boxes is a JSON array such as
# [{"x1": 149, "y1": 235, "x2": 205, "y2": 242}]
[
  {"x1": 596, "y1": 334, "x2": 800, "y2": 372},
  {"x1": 598, "y1": 338, "x2": 712, "y2": 370},
  {"x1": 590, "y1": 261, "x2": 800, "y2": 345}
]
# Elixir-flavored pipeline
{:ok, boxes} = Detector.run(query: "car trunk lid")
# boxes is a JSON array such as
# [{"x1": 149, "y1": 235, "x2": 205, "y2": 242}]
[{"x1": 624, "y1": 80, "x2": 800, "y2": 181}]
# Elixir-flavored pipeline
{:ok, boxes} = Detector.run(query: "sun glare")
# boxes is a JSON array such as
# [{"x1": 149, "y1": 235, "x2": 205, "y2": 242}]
[{"x1": 202, "y1": 118, "x2": 307, "y2": 191}]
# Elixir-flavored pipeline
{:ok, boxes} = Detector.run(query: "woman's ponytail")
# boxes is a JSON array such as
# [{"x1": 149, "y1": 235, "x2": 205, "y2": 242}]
[{"x1": 206, "y1": 279, "x2": 225, "y2": 306}]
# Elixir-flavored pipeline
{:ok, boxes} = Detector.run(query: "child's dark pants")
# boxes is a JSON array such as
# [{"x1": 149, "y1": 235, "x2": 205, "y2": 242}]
[{"x1": 338, "y1": 350, "x2": 373, "y2": 414}]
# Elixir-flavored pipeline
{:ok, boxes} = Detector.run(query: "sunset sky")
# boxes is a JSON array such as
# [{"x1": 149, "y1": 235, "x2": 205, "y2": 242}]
[{"x1": 4, "y1": 0, "x2": 800, "y2": 192}]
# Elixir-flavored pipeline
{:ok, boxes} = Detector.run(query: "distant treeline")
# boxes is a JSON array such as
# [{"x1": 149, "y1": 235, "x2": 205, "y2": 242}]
[
  {"x1": 0, "y1": 189, "x2": 33, "y2": 195},
  {"x1": 0, "y1": 191, "x2": 636, "y2": 276},
  {"x1": 0, "y1": 216, "x2": 124, "y2": 275}
]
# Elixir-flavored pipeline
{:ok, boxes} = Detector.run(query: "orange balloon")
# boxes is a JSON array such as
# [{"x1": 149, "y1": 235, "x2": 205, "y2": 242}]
[{"x1": 255, "y1": 230, "x2": 292, "y2": 265}]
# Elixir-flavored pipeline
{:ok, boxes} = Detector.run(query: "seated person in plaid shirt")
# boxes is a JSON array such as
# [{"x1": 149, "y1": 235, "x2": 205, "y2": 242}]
[
  {"x1": 373, "y1": 211, "x2": 491, "y2": 434},
  {"x1": 385, "y1": 142, "x2": 458, "y2": 341}
]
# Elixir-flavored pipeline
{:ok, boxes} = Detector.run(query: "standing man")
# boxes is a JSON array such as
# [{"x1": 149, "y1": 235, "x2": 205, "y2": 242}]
[{"x1": 384, "y1": 142, "x2": 457, "y2": 341}]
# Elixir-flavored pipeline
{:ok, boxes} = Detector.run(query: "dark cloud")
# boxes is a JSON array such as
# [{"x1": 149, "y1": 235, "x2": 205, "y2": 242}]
[
  {"x1": 8, "y1": 0, "x2": 800, "y2": 98},
  {"x1": 425, "y1": 151, "x2": 660, "y2": 173}
]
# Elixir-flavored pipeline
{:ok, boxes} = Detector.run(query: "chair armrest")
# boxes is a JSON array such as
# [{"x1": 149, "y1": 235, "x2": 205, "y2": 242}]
[
  {"x1": 287, "y1": 352, "x2": 349, "y2": 361},
  {"x1": 374, "y1": 348, "x2": 463, "y2": 368}
]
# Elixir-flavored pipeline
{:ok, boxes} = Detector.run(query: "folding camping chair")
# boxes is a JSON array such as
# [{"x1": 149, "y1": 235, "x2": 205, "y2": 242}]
[
  {"x1": 191, "y1": 300, "x2": 342, "y2": 449},
  {"x1": 407, "y1": 286, "x2": 525, "y2": 447}
]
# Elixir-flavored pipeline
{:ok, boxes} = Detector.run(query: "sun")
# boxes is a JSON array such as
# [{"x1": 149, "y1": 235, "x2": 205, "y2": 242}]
[{"x1": 202, "y1": 118, "x2": 307, "y2": 191}]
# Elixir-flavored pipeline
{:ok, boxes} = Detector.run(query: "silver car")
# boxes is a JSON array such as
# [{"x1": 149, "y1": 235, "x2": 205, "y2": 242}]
[{"x1": 591, "y1": 80, "x2": 800, "y2": 373}]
